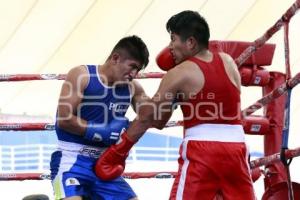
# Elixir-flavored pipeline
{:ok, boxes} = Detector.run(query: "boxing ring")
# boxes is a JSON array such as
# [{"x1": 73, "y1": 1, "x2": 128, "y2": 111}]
[{"x1": 1, "y1": 1, "x2": 300, "y2": 199}]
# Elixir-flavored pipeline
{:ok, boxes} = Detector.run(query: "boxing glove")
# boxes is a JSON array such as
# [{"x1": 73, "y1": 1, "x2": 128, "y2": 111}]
[
  {"x1": 84, "y1": 118, "x2": 129, "y2": 145},
  {"x1": 156, "y1": 46, "x2": 176, "y2": 71},
  {"x1": 95, "y1": 131, "x2": 135, "y2": 180}
]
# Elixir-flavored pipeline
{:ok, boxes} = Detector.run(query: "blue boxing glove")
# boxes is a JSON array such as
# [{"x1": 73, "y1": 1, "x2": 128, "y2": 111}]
[{"x1": 84, "y1": 118, "x2": 129, "y2": 145}]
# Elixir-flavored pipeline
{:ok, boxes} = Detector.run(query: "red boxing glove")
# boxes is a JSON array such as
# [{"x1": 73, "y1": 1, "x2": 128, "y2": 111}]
[
  {"x1": 251, "y1": 167, "x2": 262, "y2": 183},
  {"x1": 156, "y1": 46, "x2": 176, "y2": 71},
  {"x1": 94, "y1": 131, "x2": 135, "y2": 180}
]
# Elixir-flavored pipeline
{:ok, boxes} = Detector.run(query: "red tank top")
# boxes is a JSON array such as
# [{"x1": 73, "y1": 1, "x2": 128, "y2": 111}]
[{"x1": 181, "y1": 53, "x2": 242, "y2": 129}]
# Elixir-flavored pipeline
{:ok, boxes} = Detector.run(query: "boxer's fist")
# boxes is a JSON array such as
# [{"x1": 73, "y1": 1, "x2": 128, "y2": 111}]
[
  {"x1": 156, "y1": 46, "x2": 176, "y2": 71},
  {"x1": 95, "y1": 132, "x2": 135, "y2": 180},
  {"x1": 85, "y1": 118, "x2": 128, "y2": 145}
]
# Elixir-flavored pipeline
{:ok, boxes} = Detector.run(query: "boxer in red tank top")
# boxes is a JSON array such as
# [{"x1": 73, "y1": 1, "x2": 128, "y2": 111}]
[
  {"x1": 96, "y1": 11, "x2": 255, "y2": 200},
  {"x1": 168, "y1": 52, "x2": 255, "y2": 200}
]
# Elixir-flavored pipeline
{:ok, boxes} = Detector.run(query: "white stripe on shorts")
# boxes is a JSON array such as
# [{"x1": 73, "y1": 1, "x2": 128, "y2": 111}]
[
  {"x1": 176, "y1": 140, "x2": 189, "y2": 200},
  {"x1": 185, "y1": 123, "x2": 245, "y2": 142}
]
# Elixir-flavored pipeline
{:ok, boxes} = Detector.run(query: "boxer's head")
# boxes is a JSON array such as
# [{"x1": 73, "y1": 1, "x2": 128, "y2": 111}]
[
  {"x1": 108, "y1": 35, "x2": 149, "y2": 82},
  {"x1": 166, "y1": 11, "x2": 210, "y2": 63}
]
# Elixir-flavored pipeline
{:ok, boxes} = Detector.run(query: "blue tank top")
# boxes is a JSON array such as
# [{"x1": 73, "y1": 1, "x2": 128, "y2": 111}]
[{"x1": 55, "y1": 65, "x2": 131, "y2": 146}]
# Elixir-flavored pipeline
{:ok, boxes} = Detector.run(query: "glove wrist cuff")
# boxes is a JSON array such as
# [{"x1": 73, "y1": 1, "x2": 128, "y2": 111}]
[
  {"x1": 114, "y1": 132, "x2": 135, "y2": 153},
  {"x1": 84, "y1": 122, "x2": 104, "y2": 142}
]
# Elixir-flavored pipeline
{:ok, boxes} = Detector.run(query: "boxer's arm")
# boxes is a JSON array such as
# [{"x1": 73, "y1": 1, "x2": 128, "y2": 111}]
[
  {"x1": 56, "y1": 65, "x2": 88, "y2": 136},
  {"x1": 95, "y1": 64, "x2": 188, "y2": 180},
  {"x1": 130, "y1": 80, "x2": 150, "y2": 113},
  {"x1": 150, "y1": 68, "x2": 181, "y2": 129},
  {"x1": 127, "y1": 65, "x2": 186, "y2": 141},
  {"x1": 220, "y1": 52, "x2": 241, "y2": 91}
]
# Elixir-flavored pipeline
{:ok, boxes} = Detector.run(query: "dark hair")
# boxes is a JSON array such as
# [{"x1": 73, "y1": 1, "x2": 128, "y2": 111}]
[
  {"x1": 111, "y1": 35, "x2": 149, "y2": 68},
  {"x1": 166, "y1": 10, "x2": 210, "y2": 48}
]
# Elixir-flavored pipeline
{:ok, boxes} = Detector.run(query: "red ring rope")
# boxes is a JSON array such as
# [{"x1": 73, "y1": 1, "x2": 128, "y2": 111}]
[
  {"x1": 0, "y1": 72, "x2": 165, "y2": 82},
  {"x1": 1, "y1": 147, "x2": 299, "y2": 181}
]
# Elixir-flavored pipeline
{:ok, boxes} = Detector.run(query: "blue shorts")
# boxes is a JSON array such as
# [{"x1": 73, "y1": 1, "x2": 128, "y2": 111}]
[{"x1": 50, "y1": 141, "x2": 136, "y2": 200}]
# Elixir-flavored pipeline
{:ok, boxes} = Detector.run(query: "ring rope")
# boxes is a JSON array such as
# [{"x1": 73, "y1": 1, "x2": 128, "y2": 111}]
[
  {"x1": 242, "y1": 72, "x2": 300, "y2": 116},
  {"x1": 0, "y1": 0, "x2": 299, "y2": 84},
  {"x1": 0, "y1": 121, "x2": 183, "y2": 131},
  {"x1": 235, "y1": 0, "x2": 300, "y2": 67},
  {"x1": 1, "y1": 147, "x2": 299, "y2": 181},
  {"x1": 0, "y1": 72, "x2": 165, "y2": 82},
  {"x1": 282, "y1": 20, "x2": 294, "y2": 198},
  {"x1": 0, "y1": 2, "x2": 299, "y2": 83},
  {"x1": 284, "y1": 22, "x2": 292, "y2": 80},
  {"x1": 0, "y1": 117, "x2": 270, "y2": 132},
  {"x1": 0, "y1": 72, "x2": 298, "y2": 121},
  {"x1": 1, "y1": 72, "x2": 299, "y2": 132}
]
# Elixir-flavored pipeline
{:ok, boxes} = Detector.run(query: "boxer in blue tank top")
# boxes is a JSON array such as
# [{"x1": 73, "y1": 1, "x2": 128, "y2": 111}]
[{"x1": 50, "y1": 36, "x2": 149, "y2": 200}]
